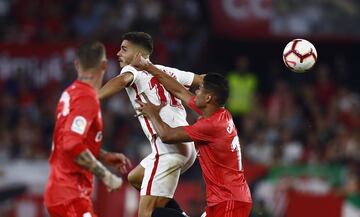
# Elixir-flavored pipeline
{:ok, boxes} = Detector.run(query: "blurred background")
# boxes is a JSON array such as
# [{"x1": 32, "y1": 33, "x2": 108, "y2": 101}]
[{"x1": 0, "y1": 0, "x2": 359, "y2": 217}]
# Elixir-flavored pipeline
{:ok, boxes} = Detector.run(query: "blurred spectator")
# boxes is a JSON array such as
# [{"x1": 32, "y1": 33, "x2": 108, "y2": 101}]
[
  {"x1": 246, "y1": 129, "x2": 274, "y2": 166},
  {"x1": 314, "y1": 64, "x2": 337, "y2": 109},
  {"x1": 337, "y1": 87, "x2": 360, "y2": 130},
  {"x1": 280, "y1": 129, "x2": 304, "y2": 165},
  {"x1": 227, "y1": 56, "x2": 258, "y2": 121},
  {"x1": 71, "y1": 0, "x2": 99, "y2": 38}
]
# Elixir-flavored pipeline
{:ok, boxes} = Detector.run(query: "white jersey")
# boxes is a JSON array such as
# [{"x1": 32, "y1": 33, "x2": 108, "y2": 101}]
[{"x1": 120, "y1": 64, "x2": 194, "y2": 155}]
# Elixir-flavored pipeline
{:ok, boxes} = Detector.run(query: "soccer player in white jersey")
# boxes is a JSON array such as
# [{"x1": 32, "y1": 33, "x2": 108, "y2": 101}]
[{"x1": 98, "y1": 32, "x2": 203, "y2": 217}]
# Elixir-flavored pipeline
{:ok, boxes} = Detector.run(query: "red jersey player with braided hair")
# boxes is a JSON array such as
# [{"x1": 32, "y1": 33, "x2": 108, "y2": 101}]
[
  {"x1": 133, "y1": 55, "x2": 252, "y2": 217},
  {"x1": 44, "y1": 41, "x2": 131, "y2": 217}
]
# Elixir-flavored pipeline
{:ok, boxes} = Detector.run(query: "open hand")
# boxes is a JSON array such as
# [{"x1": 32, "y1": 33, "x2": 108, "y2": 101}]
[
  {"x1": 103, "y1": 152, "x2": 132, "y2": 174},
  {"x1": 135, "y1": 93, "x2": 166, "y2": 118},
  {"x1": 131, "y1": 52, "x2": 151, "y2": 71}
]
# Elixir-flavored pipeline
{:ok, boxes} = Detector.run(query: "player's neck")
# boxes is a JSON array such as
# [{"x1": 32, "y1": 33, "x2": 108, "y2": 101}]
[
  {"x1": 78, "y1": 72, "x2": 103, "y2": 90},
  {"x1": 201, "y1": 104, "x2": 220, "y2": 118}
]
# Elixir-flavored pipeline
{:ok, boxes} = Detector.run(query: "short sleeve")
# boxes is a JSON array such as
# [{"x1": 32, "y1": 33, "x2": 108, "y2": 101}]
[
  {"x1": 187, "y1": 96, "x2": 203, "y2": 115},
  {"x1": 63, "y1": 96, "x2": 98, "y2": 157},
  {"x1": 120, "y1": 65, "x2": 138, "y2": 86},
  {"x1": 156, "y1": 65, "x2": 194, "y2": 88},
  {"x1": 184, "y1": 118, "x2": 213, "y2": 143}
]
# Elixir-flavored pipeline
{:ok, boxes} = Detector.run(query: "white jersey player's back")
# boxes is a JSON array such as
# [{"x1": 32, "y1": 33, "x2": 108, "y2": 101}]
[{"x1": 120, "y1": 64, "x2": 194, "y2": 155}]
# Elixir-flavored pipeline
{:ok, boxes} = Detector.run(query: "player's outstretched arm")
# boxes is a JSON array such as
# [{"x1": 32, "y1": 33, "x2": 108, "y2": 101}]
[
  {"x1": 148, "y1": 113, "x2": 191, "y2": 144},
  {"x1": 191, "y1": 74, "x2": 205, "y2": 88},
  {"x1": 97, "y1": 72, "x2": 134, "y2": 100},
  {"x1": 75, "y1": 149, "x2": 123, "y2": 191},
  {"x1": 132, "y1": 53, "x2": 194, "y2": 103},
  {"x1": 135, "y1": 95, "x2": 192, "y2": 144},
  {"x1": 99, "y1": 149, "x2": 132, "y2": 174}
]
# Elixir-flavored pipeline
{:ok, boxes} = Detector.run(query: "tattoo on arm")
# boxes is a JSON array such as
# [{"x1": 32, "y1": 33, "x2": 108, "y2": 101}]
[
  {"x1": 75, "y1": 149, "x2": 108, "y2": 179},
  {"x1": 99, "y1": 149, "x2": 108, "y2": 162}
]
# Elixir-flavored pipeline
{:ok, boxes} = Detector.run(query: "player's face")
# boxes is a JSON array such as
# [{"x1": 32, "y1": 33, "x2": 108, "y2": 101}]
[
  {"x1": 194, "y1": 84, "x2": 210, "y2": 108},
  {"x1": 117, "y1": 40, "x2": 138, "y2": 68}
]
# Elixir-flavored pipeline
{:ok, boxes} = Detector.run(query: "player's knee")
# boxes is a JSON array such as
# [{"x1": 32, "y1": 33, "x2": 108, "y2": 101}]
[
  {"x1": 138, "y1": 207, "x2": 153, "y2": 217},
  {"x1": 127, "y1": 170, "x2": 140, "y2": 189}
]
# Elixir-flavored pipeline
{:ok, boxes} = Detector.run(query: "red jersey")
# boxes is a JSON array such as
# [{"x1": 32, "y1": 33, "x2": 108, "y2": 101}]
[
  {"x1": 184, "y1": 97, "x2": 252, "y2": 207},
  {"x1": 44, "y1": 80, "x2": 103, "y2": 206}
]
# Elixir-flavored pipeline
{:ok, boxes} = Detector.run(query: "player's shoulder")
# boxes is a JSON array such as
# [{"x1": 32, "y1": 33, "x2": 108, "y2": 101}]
[
  {"x1": 154, "y1": 64, "x2": 182, "y2": 79},
  {"x1": 154, "y1": 64, "x2": 165, "y2": 69},
  {"x1": 201, "y1": 108, "x2": 230, "y2": 127},
  {"x1": 120, "y1": 65, "x2": 141, "y2": 80},
  {"x1": 154, "y1": 64, "x2": 179, "y2": 73},
  {"x1": 66, "y1": 83, "x2": 97, "y2": 103}
]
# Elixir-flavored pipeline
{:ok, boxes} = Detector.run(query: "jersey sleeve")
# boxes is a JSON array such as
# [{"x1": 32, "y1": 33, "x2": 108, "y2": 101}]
[
  {"x1": 183, "y1": 118, "x2": 214, "y2": 143},
  {"x1": 62, "y1": 95, "x2": 98, "y2": 158},
  {"x1": 156, "y1": 65, "x2": 194, "y2": 88},
  {"x1": 120, "y1": 65, "x2": 139, "y2": 86},
  {"x1": 187, "y1": 96, "x2": 203, "y2": 115}
]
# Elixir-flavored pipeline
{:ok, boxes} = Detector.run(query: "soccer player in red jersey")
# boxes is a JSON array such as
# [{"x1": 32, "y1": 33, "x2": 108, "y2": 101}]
[
  {"x1": 44, "y1": 41, "x2": 131, "y2": 217},
  {"x1": 133, "y1": 55, "x2": 253, "y2": 217}
]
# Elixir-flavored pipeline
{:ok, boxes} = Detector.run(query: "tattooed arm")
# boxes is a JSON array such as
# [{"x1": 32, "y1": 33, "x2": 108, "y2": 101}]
[{"x1": 75, "y1": 149, "x2": 123, "y2": 191}]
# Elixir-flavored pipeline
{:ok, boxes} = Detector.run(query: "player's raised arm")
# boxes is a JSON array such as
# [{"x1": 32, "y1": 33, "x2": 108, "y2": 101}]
[
  {"x1": 132, "y1": 53, "x2": 194, "y2": 103},
  {"x1": 97, "y1": 72, "x2": 134, "y2": 99},
  {"x1": 135, "y1": 95, "x2": 192, "y2": 144},
  {"x1": 191, "y1": 74, "x2": 205, "y2": 88}
]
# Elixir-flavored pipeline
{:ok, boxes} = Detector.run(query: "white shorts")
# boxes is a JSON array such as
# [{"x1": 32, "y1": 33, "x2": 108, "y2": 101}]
[{"x1": 140, "y1": 139, "x2": 196, "y2": 198}]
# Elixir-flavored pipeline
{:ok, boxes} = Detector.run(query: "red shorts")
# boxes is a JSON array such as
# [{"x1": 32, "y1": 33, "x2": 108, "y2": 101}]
[
  {"x1": 205, "y1": 201, "x2": 252, "y2": 217},
  {"x1": 46, "y1": 197, "x2": 97, "y2": 217}
]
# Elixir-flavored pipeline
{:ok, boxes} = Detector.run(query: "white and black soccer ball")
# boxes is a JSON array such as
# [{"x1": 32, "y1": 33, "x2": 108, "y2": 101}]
[{"x1": 283, "y1": 39, "x2": 318, "y2": 73}]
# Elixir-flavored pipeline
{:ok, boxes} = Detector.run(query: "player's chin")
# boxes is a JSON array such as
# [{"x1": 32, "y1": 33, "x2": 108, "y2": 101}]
[
  {"x1": 195, "y1": 101, "x2": 201, "y2": 108},
  {"x1": 119, "y1": 62, "x2": 125, "y2": 68}
]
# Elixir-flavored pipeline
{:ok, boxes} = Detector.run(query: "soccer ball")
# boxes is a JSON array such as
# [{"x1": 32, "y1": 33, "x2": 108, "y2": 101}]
[{"x1": 282, "y1": 39, "x2": 318, "y2": 73}]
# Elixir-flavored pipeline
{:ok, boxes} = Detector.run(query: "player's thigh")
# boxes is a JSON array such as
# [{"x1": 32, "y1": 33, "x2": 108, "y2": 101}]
[
  {"x1": 128, "y1": 164, "x2": 145, "y2": 190},
  {"x1": 138, "y1": 195, "x2": 171, "y2": 217},
  {"x1": 46, "y1": 198, "x2": 97, "y2": 217},
  {"x1": 232, "y1": 201, "x2": 252, "y2": 217},
  {"x1": 66, "y1": 197, "x2": 97, "y2": 217},
  {"x1": 180, "y1": 142, "x2": 197, "y2": 174},
  {"x1": 209, "y1": 201, "x2": 252, "y2": 217},
  {"x1": 47, "y1": 204, "x2": 65, "y2": 217},
  {"x1": 140, "y1": 153, "x2": 186, "y2": 198}
]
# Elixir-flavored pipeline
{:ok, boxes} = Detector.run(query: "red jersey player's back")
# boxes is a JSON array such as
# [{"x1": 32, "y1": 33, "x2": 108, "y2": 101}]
[
  {"x1": 185, "y1": 97, "x2": 252, "y2": 207},
  {"x1": 44, "y1": 80, "x2": 103, "y2": 206}
]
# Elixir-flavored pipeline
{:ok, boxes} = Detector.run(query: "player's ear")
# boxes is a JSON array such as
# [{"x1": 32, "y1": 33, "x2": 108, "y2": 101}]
[
  {"x1": 205, "y1": 94, "x2": 212, "y2": 104},
  {"x1": 139, "y1": 49, "x2": 149, "y2": 59},
  {"x1": 100, "y1": 59, "x2": 108, "y2": 71},
  {"x1": 74, "y1": 59, "x2": 81, "y2": 72}
]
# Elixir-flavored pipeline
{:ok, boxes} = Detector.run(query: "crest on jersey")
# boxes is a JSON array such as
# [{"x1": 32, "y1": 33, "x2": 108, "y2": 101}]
[{"x1": 71, "y1": 116, "x2": 87, "y2": 135}]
